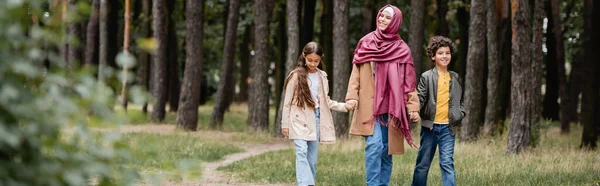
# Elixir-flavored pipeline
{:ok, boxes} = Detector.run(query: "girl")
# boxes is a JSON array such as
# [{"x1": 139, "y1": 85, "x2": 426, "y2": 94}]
[{"x1": 281, "y1": 41, "x2": 349, "y2": 186}]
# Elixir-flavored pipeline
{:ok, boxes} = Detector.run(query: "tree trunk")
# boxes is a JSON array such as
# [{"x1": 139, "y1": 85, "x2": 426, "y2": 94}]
[
  {"x1": 67, "y1": 0, "x2": 83, "y2": 68},
  {"x1": 542, "y1": 0, "x2": 560, "y2": 121},
  {"x1": 211, "y1": 0, "x2": 241, "y2": 128},
  {"x1": 151, "y1": 0, "x2": 168, "y2": 122},
  {"x1": 107, "y1": 1, "x2": 119, "y2": 69},
  {"x1": 248, "y1": 0, "x2": 271, "y2": 131},
  {"x1": 99, "y1": 0, "x2": 108, "y2": 81},
  {"x1": 436, "y1": 0, "x2": 449, "y2": 36},
  {"x1": 301, "y1": 0, "x2": 315, "y2": 45},
  {"x1": 332, "y1": 0, "x2": 350, "y2": 138},
  {"x1": 137, "y1": 0, "x2": 151, "y2": 113},
  {"x1": 166, "y1": 0, "x2": 179, "y2": 112},
  {"x1": 176, "y1": 0, "x2": 204, "y2": 131},
  {"x1": 235, "y1": 24, "x2": 251, "y2": 102},
  {"x1": 549, "y1": 0, "x2": 571, "y2": 133},
  {"x1": 320, "y1": 0, "x2": 333, "y2": 92},
  {"x1": 120, "y1": 0, "x2": 132, "y2": 110},
  {"x1": 507, "y1": 0, "x2": 543, "y2": 154},
  {"x1": 483, "y1": 0, "x2": 501, "y2": 136},
  {"x1": 580, "y1": 0, "x2": 599, "y2": 150},
  {"x1": 85, "y1": 0, "x2": 100, "y2": 66},
  {"x1": 460, "y1": 0, "x2": 486, "y2": 142},
  {"x1": 498, "y1": 0, "x2": 512, "y2": 123},
  {"x1": 360, "y1": 1, "x2": 374, "y2": 36},
  {"x1": 409, "y1": 0, "x2": 425, "y2": 77},
  {"x1": 454, "y1": 1, "x2": 469, "y2": 81},
  {"x1": 273, "y1": 2, "x2": 287, "y2": 137}
]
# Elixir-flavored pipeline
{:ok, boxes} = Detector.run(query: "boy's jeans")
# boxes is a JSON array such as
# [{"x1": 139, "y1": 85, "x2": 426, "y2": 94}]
[
  {"x1": 412, "y1": 124, "x2": 456, "y2": 186},
  {"x1": 364, "y1": 114, "x2": 392, "y2": 186},
  {"x1": 294, "y1": 108, "x2": 320, "y2": 186}
]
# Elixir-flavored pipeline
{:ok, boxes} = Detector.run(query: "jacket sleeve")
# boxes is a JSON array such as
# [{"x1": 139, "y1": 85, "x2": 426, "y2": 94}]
[
  {"x1": 406, "y1": 89, "x2": 419, "y2": 112},
  {"x1": 282, "y1": 72, "x2": 297, "y2": 129},
  {"x1": 345, "y1": 64, "x2": 360, "y2": 101},
  {"x1": 417, "y1": 74, "x2": 428, "y2": 112}
]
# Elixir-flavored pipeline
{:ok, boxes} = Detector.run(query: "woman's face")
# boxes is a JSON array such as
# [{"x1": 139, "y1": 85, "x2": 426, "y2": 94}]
[
  {"x1": 304, "y1": 53, "x2": 321, "y2": 73},
  {"x1": 377, "y1": 10, "x2": 393, "y2": 31}
]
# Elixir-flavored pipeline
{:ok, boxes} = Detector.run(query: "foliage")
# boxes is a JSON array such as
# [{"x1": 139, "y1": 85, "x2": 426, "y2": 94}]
[{"x1": 0, "y1": 1, "x2": 148, "y2": 185}]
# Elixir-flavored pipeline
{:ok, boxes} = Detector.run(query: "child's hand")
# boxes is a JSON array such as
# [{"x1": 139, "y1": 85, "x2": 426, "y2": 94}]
[
  {"x1": 409, "y1": 111, "x2": 420, "y2": 122},
  {"x1": 346, "y1": 100, "x2": 358, "y2": 110},
  {"x1": 282, "y1": 128, "x2": 289, "y2": 138}
]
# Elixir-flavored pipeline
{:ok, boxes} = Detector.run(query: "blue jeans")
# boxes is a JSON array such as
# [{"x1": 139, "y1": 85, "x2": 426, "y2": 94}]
[
  {"x1": 364, "y1": 114, "x2": 392, "y2": 186},
  {"x1": 294, "y1": 108, "x2": 320, "y2": 186},
  {"x1": 412, "y1": 124, "x2": 456, "y2": 186}
]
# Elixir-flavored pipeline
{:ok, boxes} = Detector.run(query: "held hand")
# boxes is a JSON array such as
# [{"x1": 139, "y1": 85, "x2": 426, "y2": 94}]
[
  {"x1": 282, "y1": 128, "x2": 289, "y2": 138},
  {"x1": 346, "y1": 100, "x2": 358, "y2": 110},
  {"x1": 409, "y1": 111, "x2": 420, "y2": 122}
]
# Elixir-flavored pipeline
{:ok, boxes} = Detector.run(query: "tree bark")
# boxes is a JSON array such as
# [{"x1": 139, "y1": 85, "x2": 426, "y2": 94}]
[
  {"x1": 151, "y1": 0, "x2": 168, "y2": 122},
  {"x1": 360, "y1": 1, "x2": 374, "y2": 36},
  {"x1": 542, "y1": 0, "x2": 560, "y2": 121},
  {"x1": 248, "y1": 0, "x2": 271, "y2": 131},
  {"x1": 85, "y1": 0, "x2": 99, "y2": 66},
  {"x1": 137, "y1": 0, "x2": 151, "y2": 113},
  {"x1": 580, "y1": 0, "x2": 599, "y2": 150},
  {"x1": 460, "y1": 0, "x2": 486, "y2": 142},
  {"x1": 176, "y1": 0, "x2": 204, "y2": 131},
  {"x1": 301, "y1": 0, "x2": 316, "y2": 45},
  {"x1": 67, "y1": 0, "x2": 83, "y2": 68},
  {"x1": 274, "y1": 2, "x2": 287, "y2": 137},
  {"x1": 507, "y1": 0, "x2": 543, "y2": 154},
  {"x1": 320, "y1": 0, "x2": 333, "y2": 91},
  {"x1": 436, "y1": 0, "x2": 449, "y2": 37},
  {"x1": 409, "y1": 0, "x2": 425, "y2": 77},
  {"x1": 166, "y1": 0, "x2": 179, "y2": 112},
  {"x1": 483, "y1": 0, "x2": 501, "y2": 136},
  {"x1": 235, "y1": 24, "x2": 251, "y2": 102},
  {"x1": 454, "y1": 1, "x2": 469, "y2": 82},
  {"x1": 211, "y1": 0, "x2": 241, "y2": 128},
  {"x1": 99, "y1": 0, "x2": 108, "y2": 81},
  {"x1": 549, "y1": 0, "x2": 571, "y2": 133},
  {"x1": 120, "y1": 0, "x2": 132, "y2": 110},
  {"x1": 332, "y1": 0, "x2": 349, "y2": 138}
]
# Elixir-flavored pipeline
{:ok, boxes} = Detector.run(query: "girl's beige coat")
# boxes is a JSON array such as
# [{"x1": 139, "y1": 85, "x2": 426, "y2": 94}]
[{"x1": 282, "y1": 70, "x2": 347, "y2": 144}]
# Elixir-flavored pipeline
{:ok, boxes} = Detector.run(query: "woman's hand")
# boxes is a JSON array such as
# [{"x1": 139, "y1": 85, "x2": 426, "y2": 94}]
[
  {"x1": 409, "y1": 111, "x2": 420, "y2": 122},
  {"x1": 282, "y1": 128, "x2": 289, "y2": 138},
  {"x1": 346, "y1": 100, "x2": 358, "y2": 110}
]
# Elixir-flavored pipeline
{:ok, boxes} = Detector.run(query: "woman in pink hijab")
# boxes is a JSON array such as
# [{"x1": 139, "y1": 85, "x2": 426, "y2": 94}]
[{"x1": 345, "y1": 4, "x2": 420, "y2": 186}]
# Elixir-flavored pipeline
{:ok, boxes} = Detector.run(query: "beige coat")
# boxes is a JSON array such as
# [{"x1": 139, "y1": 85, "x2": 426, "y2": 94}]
[
  {"x1": 282, "y1": 69, "x2": 348, "y2": 143},
  {"x1": 346, "y1": 62, "x2": 419, "y2": 155}
]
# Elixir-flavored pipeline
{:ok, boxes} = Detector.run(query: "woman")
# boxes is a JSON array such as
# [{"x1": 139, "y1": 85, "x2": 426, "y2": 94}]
[
  {"x1": 345, "y1": 5, "x2": 420, "y2": 186},
  {"x1": 281, "y1": 42, "x2": 349, "y2": 186}
]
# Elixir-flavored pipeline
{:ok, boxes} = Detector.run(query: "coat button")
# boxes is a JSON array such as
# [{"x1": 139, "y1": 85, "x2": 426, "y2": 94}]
[
  {"x1": 296, "y1": 114, "x2": 298, "y2": 117},
  {"x1": 304, "y1": 124, "x2": 307, "y2": 127}
]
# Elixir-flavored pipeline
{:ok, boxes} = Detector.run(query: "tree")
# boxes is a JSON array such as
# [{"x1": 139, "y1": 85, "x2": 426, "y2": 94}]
[
  {"x1": 248, "y1": 0, "x2": 271, "y2": 131},
  {"x1": 301, "y1": 0, "x2": 316, "y2": 45},
  {"x1": 483, "y1": 0, "x2": 501, "y2": 136},
  {"x1": 119, "y1": 0, "x2": 132, "y2": 110},
  {"x1": 436, "y1": 0, "x2": 449, "y2": 36},
  {"x1": 332, "y1": 0, "x2": 349, "y2": 138},
  {"x1": 66, "y1": 0, "x2": 82, "y2": 68},
  {"x1": 453, "y1": 0, "x2": 469, "y2": 81},
  {"x1": 542, "y1": 0, "x2": 560, "y2": 121},
  {"x1": 506, "y1": 0, "x2": 544, "y2": 154},
  {"x1": 211, "y1": 0, "x2": 241, "y2": 128},
  {"x1": 84, "y1": 0, "x2": 100, "y2": 66},
  {"x1": 580, "y1": 0, "x2": 600, "y2": 149},
  {"x1": 136, "y1": 0, "x2": 151, "y2": 113},
  {"x1": 176, "y1": 0, "x2": 204, "y2": 131},
  {"x1": 409, "y1": 0, "x2": 425, "y2": 77},
  {"x1": 274, "y1": 2, "x2": 288, "y2": 137},
  {"x1": 166, "y1": 0, "x2": 180, "y2": 112},
  {"x1": 360, "y1": 1, "x2": 374, "y2": 36},
  {"x1": 460, "y1": 0, "x2": 486, "y2": 142},
  {"x1": 549, "y1": 0, "x2": 572, "y2": 133},
  {"x1": 99, "y1": 0, "x2": 108, "y2": 80},
  {"x1": 151, "y1": 0, "x2": 168, "y2": 122},
  {"x1": 236, "y1": 24, "x2": 252, "y2": 102}
]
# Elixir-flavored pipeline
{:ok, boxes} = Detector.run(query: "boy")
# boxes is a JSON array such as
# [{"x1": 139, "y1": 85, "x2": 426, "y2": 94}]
[{"x1": 412, "y1": 36, "x2": 465, "y2": 186}]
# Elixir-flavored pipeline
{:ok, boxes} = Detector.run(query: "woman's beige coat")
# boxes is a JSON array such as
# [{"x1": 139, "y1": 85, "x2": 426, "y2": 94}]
[
  {"x1": 282, "y1": 69, "x2": 347, "y2": 144},
  {"x1": 346, "y1": 62, "x2": 420, "y2": 154}
]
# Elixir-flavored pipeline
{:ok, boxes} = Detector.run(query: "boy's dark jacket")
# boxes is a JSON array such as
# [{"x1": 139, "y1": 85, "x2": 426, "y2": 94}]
[{"x1": 418, "y1": 67, "x2": 466, "y2": 134}]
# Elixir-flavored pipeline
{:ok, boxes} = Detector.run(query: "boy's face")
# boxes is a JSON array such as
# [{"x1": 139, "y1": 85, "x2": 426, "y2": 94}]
[{"x1": 432, "y1": 46, "x2": 452, "y2": 68}]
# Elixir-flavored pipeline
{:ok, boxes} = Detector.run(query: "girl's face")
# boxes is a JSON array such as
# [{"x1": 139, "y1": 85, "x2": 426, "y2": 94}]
[
  {"x1": 377, "y1": 11, "x2": 393, "y2": 31},
  {"x1": 304, "y1": 53, "x2": 321, "y2": 73},
  {"x1": 433, "y1": 46, "x2": 452, "y2": 68}
]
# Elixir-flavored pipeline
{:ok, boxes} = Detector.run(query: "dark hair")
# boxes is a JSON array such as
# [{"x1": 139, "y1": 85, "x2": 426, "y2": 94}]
[
  {"x1": 426, "y1": 36, "x2": 455, "y2": 63},
  {"x1": 284, "y1": 41, "x2": 324, "y2": 109}
]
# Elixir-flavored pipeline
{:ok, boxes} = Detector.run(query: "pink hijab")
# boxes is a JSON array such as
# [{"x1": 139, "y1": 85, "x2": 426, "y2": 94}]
[{"x1": 352, "y1": 4, "x2": 416, "y2": 148}]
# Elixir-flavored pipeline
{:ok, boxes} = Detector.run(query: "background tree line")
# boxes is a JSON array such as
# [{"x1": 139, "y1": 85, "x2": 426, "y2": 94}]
[{"x1": 58, "y1": 0, "x2": 599, "y2": 154}]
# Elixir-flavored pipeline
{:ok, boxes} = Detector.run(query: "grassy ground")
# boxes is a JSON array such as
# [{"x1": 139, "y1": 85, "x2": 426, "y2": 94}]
[{"x1": 219, "y1": 124, "x2": 600, "y2": 186}]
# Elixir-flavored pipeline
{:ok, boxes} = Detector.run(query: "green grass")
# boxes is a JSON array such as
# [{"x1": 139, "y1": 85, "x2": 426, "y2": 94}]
[
  {"x1": 219, "y1": 124, "x2": 600, "y2": 186},
  {"x1": 117, "y1": 132, "x2": 243, "y2": 181},
  {"x1": 115, "y1": 103, "x2": 277, "y2": 132}
]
